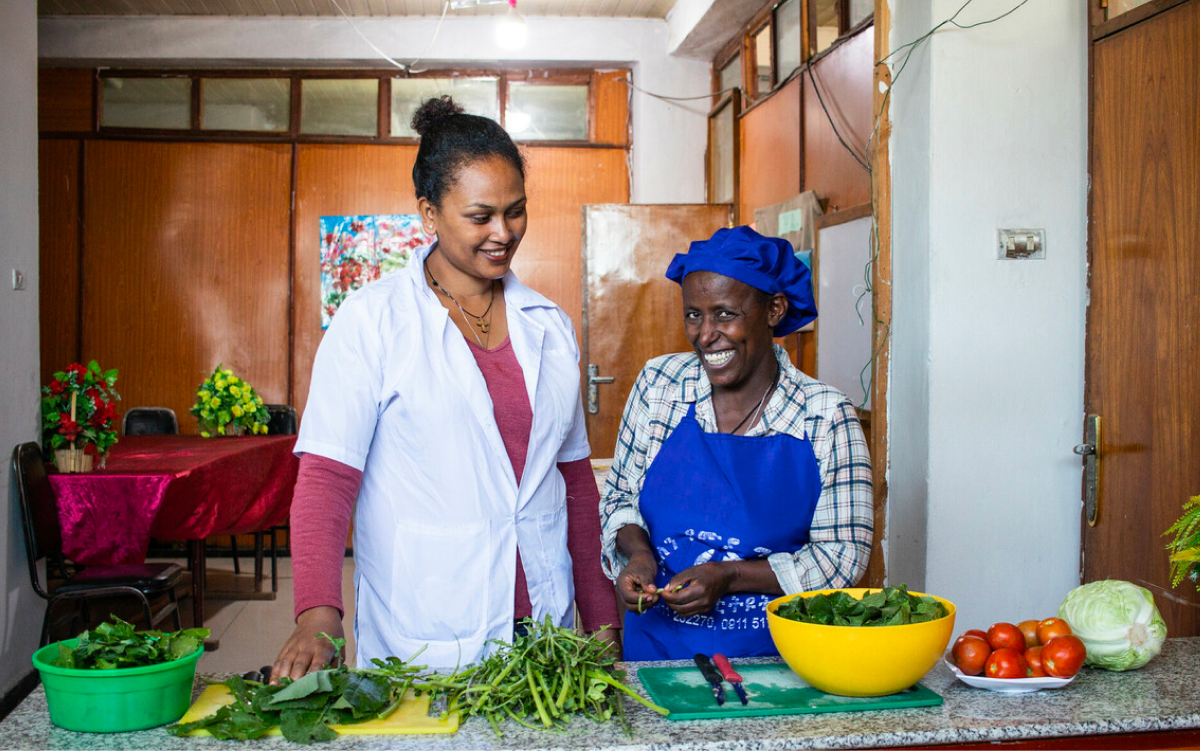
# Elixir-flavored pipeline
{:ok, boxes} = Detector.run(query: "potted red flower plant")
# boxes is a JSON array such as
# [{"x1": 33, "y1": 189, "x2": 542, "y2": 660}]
[{"x1": 41, "y1": 361, "x2": 120, "y2": 472}]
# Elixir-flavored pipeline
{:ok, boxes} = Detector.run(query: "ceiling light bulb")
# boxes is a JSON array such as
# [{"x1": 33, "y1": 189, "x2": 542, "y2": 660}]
[{"x1": 495, "y1": 1, "x2": 527, "y2": 50}]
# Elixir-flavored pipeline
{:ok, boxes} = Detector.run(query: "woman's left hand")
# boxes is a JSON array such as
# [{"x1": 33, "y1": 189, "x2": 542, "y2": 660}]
[{"x1": 661, "y1": 563, "x2": 735, "y2": 617}]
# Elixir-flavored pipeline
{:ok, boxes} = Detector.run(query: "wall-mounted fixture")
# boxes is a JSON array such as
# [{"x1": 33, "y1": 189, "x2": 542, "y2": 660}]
[{"x1": 998, "y1": 228, "x2": 1046, "y2": 259}]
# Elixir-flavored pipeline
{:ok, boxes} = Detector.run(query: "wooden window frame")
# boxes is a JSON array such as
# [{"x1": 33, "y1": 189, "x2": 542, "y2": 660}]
[
  {"x1": 1090, "y1": 0, "x2": 1191, "y2": 39},
  {"x1": 197, "y1": 76, "x2": 294, "y2": 136},
  {"x1": 89, "y1": 67, "x2": 615, "y2": 147},
  {"x1": 706, "y1": 92, "x2": 741, "y2": 206},
  {"x1": 806, "y1": 0, "x2": 873, "y2": 62},
  {"x1": 744, "y1": 14, "x2": 776, "y2": 103}
]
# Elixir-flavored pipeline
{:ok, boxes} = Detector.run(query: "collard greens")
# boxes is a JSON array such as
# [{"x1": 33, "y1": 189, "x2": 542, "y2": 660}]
[
  {"x1": 52, "y1": 615, "x2": 209, "y2": 669},
  {"x1": 774, "y1": 585, "x2": 948, "y2": 627}
]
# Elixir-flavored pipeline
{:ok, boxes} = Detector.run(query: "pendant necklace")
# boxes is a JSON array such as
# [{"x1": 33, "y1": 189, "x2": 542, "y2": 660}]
[
  {"x1": 729, "y1": 366, "x2": 779, "y2": 435},
  {"x1": 426, "y1": 259, "x2": 495, "y2": 349}
]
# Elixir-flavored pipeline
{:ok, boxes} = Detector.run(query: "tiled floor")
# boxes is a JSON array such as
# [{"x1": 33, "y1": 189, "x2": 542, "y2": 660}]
[{"x1": 169, "y1": 556, "x2": 358, "y2": 675}]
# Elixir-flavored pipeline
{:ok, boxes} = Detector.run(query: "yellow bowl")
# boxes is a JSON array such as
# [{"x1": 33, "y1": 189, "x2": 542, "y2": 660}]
[{"x1": 766, "y1": 588, "x2": 956, "y2": 697}]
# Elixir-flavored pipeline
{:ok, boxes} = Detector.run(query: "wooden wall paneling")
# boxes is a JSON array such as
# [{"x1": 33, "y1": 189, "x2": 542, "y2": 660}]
[
  {"x1": 82, "y1": 141, "x2": 293, "y2": 433},
  {"x1": 38, "y1": 69, "x2": 94, "y2": 133},
  {"x1": 39, "y1": 139, "x2": 82, "y2": 382},
  {"x1": 592, "y1": 70, "x2": 631, "y2": 147},
  {"x1": 738, "y1": 76, "x2": 802, "y2": 226},
  {"x1": 802, "y1": 29, "x2": 873, "y2": 210},
  {"x1": 513, "y1": 146, "x2": 631, "y2": 346},
  {"x1": 292, "y1": 144, "x2": 420, "y2": 415}
]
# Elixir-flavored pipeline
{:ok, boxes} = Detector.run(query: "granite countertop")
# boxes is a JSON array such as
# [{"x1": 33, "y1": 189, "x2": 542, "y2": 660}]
[{"x1": 4, "y1": 638, "x2": 1199, "y2": 750}]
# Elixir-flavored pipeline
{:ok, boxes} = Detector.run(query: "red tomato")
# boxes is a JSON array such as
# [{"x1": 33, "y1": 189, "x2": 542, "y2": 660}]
[
  {"x1": 1037, "y1": 617, "x2": 1073, "y2": 645},
  {"x1": 987, "y1": 622, "x2": 1026, "y2": 653},
  {"x1": 960, "y1": 629, "x2": 988, "y2": 641},
  {"x1": 1042, "y1": 635, "x2": 1086, "y2": 678},
  {"x1": 952, "y1": 635, "x2": 991, "y2": 676},
  {"x1": 1024, "y1": 646, "x2": 1046, "y2": 676},
  {"x1": 985, "y1": 648, "x2": 1029, "y2": 679},
  {"x1": 1017, "y1": 620, "x2": 1041, "y2": 649}
]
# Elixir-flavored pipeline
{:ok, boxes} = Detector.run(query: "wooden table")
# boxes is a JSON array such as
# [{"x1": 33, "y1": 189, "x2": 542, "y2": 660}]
[{"x1": 47, "y1": 434, "x2": 299, "y2": 633}]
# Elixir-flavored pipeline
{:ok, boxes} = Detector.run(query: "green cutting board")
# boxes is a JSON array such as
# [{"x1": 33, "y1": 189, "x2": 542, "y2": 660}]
[{"x1": 637, "y1": 663, "x2": 942, "y2": 720}]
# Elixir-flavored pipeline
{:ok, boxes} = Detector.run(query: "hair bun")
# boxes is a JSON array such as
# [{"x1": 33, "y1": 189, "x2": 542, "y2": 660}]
[{"x1": 411, "y1": 95, "x2": 464, "y2": 137}]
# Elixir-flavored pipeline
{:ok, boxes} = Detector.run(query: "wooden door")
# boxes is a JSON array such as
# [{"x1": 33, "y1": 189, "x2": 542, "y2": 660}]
[
  {"x1": 1084, "y1": 0, "x2": 1200, "y2": 636},
  {"x1": 582, "y1": 205, "x2": 733, "y2": 459}
]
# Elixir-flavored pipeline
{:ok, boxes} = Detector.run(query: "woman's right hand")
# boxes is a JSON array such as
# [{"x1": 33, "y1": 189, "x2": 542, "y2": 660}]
[
  {"x1": 616, "y1": 550, "x2": 660, "y2": 615},
  {"x1": 272, "y1": 606, "x2": 345, "y2": 683}
]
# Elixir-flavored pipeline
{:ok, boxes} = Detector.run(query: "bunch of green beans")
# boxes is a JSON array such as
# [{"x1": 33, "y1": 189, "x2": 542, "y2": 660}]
[{"x1": 417, "y1": 617, "x2": 668, "y2": 738}]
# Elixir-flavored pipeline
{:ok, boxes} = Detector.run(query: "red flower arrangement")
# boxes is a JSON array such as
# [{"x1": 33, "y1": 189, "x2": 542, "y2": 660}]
[{"x1": 42, "y1": 360, "x2": 120, "y2": 467}]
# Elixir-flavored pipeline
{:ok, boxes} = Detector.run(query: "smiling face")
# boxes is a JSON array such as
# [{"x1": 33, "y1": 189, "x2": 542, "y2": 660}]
[
  {"x1": 419, "y1": 154, "x2": 528, "y2": 283},
  {"x1": 681, "y1": 271, "x2": 788, "y2": 392}
]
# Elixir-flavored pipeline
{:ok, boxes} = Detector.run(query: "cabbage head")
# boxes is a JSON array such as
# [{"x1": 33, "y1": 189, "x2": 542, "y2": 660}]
[{"x1": 1057, "y1": 580, "x2": 1167, "y2": 671}]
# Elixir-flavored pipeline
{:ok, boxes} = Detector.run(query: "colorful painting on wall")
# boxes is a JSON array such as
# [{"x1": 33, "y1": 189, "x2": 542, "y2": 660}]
[{"x1": 319, "y1": 214, "x2": 433, "y2": 328}]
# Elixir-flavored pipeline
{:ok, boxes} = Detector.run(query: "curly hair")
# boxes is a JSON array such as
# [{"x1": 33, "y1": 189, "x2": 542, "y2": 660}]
[{"x1": 411, "y1": 95, "x2": 526, "y2": 207}]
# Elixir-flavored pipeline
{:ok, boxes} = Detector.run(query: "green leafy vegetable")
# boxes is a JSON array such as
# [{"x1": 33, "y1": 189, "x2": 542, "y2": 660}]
[
  {"x1": 773, "y1": 585, "x2": 948, "y2": 627},
  {"x1": 168, "y1": 622, "x2": 667, "y2": 743},
  {"x1": 1056, "y1": 579, "x2": 1167, "y2": 671},
  {"x1": 51, "y1": 615, "x2": 209, "y2": 669}
]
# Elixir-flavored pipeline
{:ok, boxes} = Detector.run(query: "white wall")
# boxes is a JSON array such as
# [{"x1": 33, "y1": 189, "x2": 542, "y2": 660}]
[
  {"x1": 0, "y1": 0, "x2": 43, "y2": 698},
  {"x1": 888, "y1": 0, "x2": 1088, "y2": 631},
  {"x1": 38, "y1": 14, "x2": 711, "y2": 205}
]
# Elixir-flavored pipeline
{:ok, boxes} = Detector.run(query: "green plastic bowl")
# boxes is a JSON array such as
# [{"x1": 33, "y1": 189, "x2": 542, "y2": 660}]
[{"x1": 31, "y1": 639, "x2": 203, "y2": 733}]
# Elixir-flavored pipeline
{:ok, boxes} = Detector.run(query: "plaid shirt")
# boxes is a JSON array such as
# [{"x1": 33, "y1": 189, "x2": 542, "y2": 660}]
[{"x1": 600, "y1": 345, "x2": 873, "y2": 594}]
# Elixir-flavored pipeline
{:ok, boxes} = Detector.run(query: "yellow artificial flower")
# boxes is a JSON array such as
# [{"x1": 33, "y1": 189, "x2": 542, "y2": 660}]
[
  {"x1": 200, "y1": 431, "x2": 211, "y2": 438},
  {"x1": 215, "y1": 379, "x2": 227, "y2": 390},
  {"x1": 209, "y1": 397, "x2": 220, "y2": 409},
  {"x1": 231, "y1": 405, "x2": 244, "y2": 418},
  {"x1": 230, "y1": 385, "x2": 242, "y2": 397}
]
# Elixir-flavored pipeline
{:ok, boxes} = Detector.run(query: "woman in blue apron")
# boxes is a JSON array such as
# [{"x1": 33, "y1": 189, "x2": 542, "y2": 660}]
[{"x1": 599, "y1": 226, "x2": 874, "y2": 660}]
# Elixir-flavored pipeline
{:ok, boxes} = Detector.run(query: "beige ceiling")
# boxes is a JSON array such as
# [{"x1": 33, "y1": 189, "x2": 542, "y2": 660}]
[{"x1": 38, "y1": 0, "x2": 677, "y2": 18}]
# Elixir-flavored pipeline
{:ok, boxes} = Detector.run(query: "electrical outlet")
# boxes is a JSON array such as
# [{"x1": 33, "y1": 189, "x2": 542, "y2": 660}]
[
  {"x1": 11, "y1": 268, "x2": 25, "y2": 290},
  {"x1": 998, "y1": 229, "x2": 1045, "y2": 260}
]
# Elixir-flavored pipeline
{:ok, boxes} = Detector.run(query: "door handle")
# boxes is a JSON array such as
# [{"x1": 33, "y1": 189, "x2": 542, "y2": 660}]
[
  {"x1": 586, "y1": 364, "x2": 615, "y2": 415},
  {"x1": 1075, "y1": 415, "x2": 1101, "y2": 526}
]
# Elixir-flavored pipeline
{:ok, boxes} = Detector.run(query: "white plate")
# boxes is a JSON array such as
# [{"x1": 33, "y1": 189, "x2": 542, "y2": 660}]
[{"x1": 943, "y1": 654, "x2": 1075, "y2": 694}]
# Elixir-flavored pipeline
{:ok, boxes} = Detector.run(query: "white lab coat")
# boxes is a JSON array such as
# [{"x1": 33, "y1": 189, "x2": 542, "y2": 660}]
[{"x1": 296, "y1": 243, "x2": 590, "y2": 669}]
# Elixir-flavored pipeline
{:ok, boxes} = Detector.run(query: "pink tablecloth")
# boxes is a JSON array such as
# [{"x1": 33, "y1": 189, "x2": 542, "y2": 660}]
[{"x1": 48, "y1": 434, "x2": 299, "y2": 567}]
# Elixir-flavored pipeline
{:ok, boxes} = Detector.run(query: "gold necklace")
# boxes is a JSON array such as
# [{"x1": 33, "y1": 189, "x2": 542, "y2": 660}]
[{"x1": 426, "y1": 260, "x2": 495, "y2": 348}]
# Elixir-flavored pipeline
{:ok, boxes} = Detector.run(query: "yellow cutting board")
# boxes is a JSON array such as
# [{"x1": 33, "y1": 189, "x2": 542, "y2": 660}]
[{"x1": 178, "y1": 684, "x2": 459, "y2": 735}]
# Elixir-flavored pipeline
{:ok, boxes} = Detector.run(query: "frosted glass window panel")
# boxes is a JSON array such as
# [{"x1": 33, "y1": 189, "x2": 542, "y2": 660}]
[
  {"x1": 774, "y1": 0, "x2": 802, "y2": 83},
  {"x1": 202, "y1": 78, "x2": 290, "y2": 132},
  {"x1": 813, "y1": 0, "x2": 839, "y2": 54},
  {"x1": 391, "y1": 78, "x2": 500, "y2": 137},
  {"x1": 849, "y1": 0, "x2": 872, "y2": 27},
  {"x1": 102, "y1": 77, "x2": 191, "y2": 130},
  {"x1": 710, "y1": 103, "x2": 735, "y2": 205},
  {"x1": 753, "y1": 25, "x2": 773, "y2": 95},
  {"x1": 719, "y1": 55, "x2": 741, "y2": 97},
  {"x1": 301, "y1": 79, "x2": 379, "y2": 137},
  {"x1": 505, "y1": 84, "x2": 588, "y2": 141},
  {"x1": 1107, "y1": 0, "x2": 1155, "y2": 18}
]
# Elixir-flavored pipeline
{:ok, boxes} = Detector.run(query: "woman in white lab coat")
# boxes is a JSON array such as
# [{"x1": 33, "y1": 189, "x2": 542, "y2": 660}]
[{"x1": 272, "y1": 96, "x2": 618, "y2": 678}]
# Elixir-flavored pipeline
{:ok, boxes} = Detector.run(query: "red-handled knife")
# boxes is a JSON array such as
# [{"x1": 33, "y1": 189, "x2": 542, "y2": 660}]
[{"x1": 713, "y1": 653, "x2": 749, "y2": 705}]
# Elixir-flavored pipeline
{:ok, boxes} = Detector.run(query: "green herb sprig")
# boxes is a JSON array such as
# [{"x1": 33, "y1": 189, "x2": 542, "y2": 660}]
[
  {"x1": 52, "y1": 615, "x2": 209, "y2": 670},
  {"x1": 774, "y1": 585, "x2": 948, "y2": 627}
]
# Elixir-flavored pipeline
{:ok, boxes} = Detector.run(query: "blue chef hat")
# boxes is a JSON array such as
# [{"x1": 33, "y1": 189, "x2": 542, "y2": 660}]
[{"x1": 665, "y1": 225, "x2": 817, "y2": 336}]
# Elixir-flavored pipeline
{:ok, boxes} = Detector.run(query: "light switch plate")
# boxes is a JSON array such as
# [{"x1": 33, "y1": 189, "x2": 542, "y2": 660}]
[
  {"x1": 998, "y1": 229, "x2": 1045, "y2": 260},
  {"x1": 11, "y1": 268, "x2": 25, "y2": 290}
]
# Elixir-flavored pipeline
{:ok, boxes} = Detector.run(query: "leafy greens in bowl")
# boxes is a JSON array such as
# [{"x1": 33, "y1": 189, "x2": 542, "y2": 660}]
[
  {"x1": 773, "y1": 584, "x2": 949, "y2": 627},
  {"x1": 52, "y1": 615, "x2": 209, "y2": 670}
]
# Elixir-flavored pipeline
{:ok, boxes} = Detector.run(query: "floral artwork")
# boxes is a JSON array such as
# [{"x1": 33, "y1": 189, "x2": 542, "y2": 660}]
[{"x1": 319, "y1": 214, "x2": 432, "y2": 328}]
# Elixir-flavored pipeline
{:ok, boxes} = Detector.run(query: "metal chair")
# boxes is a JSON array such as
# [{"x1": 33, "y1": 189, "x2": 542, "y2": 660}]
[
  {"x1": 121, "y1": 407, "x2": 179, "y2": 436},
  {"x1": 13, "y1": 442, "x2": 184, "y2": 645},
  {"x1": 231, "y1": 405, "x2": 298, "y2": 592}
]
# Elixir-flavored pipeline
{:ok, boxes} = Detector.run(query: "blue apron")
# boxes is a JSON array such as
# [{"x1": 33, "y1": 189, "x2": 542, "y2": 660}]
[{"x1": 623, "y1": 402, "x2": 822, "y2": 660}]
